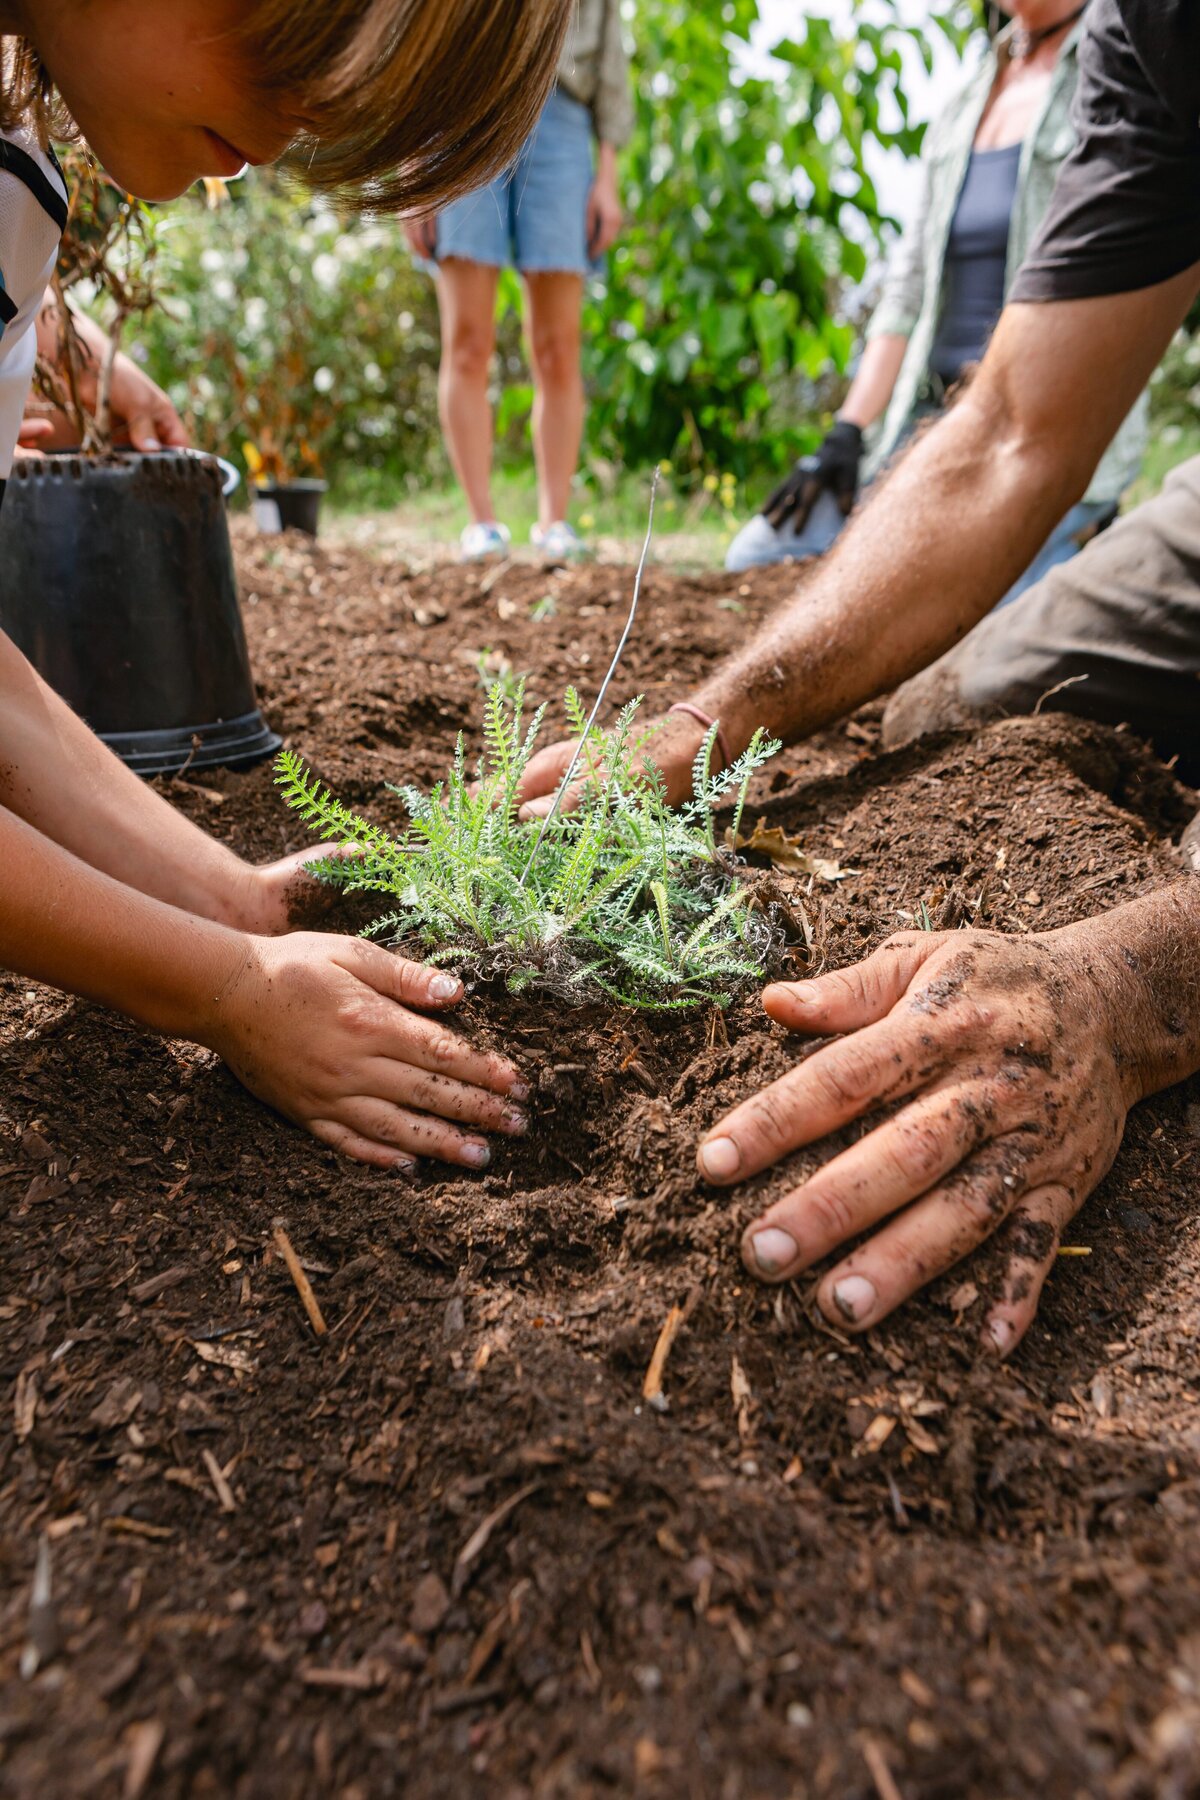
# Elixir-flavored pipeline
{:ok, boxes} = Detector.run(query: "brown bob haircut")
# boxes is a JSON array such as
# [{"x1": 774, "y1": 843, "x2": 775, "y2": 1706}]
[{"x1": 1, "y1": 0, "x2": 572, "y2": 214}]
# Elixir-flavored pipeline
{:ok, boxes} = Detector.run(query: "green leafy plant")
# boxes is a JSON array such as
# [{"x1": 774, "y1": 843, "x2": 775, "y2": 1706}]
[{"x1": 275, "y1": 685, "x2": 783, "y2": 1008}]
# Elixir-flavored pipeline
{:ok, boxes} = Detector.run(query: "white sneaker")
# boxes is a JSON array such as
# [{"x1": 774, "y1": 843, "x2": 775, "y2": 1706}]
[
  {"x1": 460, "y1": 520, "x2": 511, "y2": 561},
  {"x1": 530, "y1": 519, "x2": 586, "y2": 563}
]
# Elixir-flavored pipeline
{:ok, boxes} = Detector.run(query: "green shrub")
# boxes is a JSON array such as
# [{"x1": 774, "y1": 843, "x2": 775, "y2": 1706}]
[
  {"x1": 134, "y1": 172, "x2": 445, "y2": 491},
  {"x1": 275, "y1": 686, "x2": 783, "y2": 1009}
]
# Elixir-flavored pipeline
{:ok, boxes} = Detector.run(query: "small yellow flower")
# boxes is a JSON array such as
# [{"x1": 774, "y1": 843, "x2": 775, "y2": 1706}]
[
  {"x1": 703, "y1": 473, "x2": 719, "y2": 492},
  {"x1": 658, "y1": 460, "x2": 673, "y2": 477},
  {"x1": 579, "y1": 511, "x2": 595, "y2": 530}
]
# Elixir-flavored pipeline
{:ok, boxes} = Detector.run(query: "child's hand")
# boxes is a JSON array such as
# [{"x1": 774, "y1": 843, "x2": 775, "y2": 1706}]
[
  {"x1": 207, "y1": 932, "x2": 529, "y2": 1170},
  {"x1": 246, "y1": 846, "x2": 355, "y2": 933}
]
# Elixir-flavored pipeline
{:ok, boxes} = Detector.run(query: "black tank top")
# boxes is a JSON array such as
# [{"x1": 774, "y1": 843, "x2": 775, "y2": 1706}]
[{"x1": 929, "y1": 142, "x2": 1021, "y2": 385}]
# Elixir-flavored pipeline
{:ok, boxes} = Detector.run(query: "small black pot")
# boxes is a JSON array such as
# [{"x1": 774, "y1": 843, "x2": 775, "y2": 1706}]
[
  {"x1": 0, "y1": 451, "x2": 280, "y2": 776},
  {"x1": 252, "y1": 479, "x2": 327, "y2": 538}
]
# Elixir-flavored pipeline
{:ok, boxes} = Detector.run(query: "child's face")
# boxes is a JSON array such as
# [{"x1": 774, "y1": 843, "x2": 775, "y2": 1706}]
[{"x1": 29, "y1": 0, "x2": 302, "y2": 199}]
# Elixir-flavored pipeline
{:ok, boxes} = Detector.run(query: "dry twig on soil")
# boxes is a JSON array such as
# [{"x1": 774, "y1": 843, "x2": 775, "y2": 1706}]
[{"x1": 273, "y1": 1223, "x2": 329, "y2": 1337}]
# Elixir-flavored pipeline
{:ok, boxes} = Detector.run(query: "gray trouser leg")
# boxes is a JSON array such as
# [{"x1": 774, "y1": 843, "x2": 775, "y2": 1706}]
[{"x1": 882, "y1": 455, "x2": 1200, "y2": 783}]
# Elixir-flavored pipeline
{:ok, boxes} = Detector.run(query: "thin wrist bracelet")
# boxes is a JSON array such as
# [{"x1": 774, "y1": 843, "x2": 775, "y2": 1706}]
[{"x1": 667, "y1": 702, "x2": 732, "y2": 774}]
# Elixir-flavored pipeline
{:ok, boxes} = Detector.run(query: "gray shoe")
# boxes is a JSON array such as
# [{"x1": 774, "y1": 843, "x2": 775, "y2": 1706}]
[
  {"x1": 724, "y1": 489, "x2": 847, "y2": 572},
  {"x1": 1183, "y1": 809, "x2": 1200, "y2": 872}
]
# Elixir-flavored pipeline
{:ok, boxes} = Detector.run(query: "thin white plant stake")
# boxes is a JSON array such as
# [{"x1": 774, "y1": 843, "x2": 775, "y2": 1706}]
[{"x1": 518, "y1": 466, "x2": 660, "y2": 887}]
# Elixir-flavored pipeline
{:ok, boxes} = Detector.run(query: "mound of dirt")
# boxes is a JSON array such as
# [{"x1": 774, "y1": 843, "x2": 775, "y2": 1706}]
[{"x1": 1, "y1": 526, "x2": 1199, "y2": 1798}]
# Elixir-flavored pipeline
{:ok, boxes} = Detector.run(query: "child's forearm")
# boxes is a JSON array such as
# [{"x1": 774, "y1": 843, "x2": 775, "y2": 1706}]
[
  {"x1": 0, "y1": 799, "x2": 242, "y2": 1042},
  {"x1": 0, "y1": 627, "x2": 261, "y2": 929}
]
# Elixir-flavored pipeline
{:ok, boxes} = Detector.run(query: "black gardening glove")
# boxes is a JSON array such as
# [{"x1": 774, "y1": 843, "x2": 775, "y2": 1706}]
[{"x1": 762, "y1": 419, "x2": 864, "y2": 531}]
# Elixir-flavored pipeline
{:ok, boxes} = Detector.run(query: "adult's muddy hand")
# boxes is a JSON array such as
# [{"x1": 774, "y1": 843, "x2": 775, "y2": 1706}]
[
  {"x1": 514, "y1": 711, "x2": 705, "y2": 819},
  {"x1": 696, "y1": 923, "x2": 1156, "y2": 1355},
  {"x1": 207, "y1": 932, "x2": 530, "y2": 1172}
]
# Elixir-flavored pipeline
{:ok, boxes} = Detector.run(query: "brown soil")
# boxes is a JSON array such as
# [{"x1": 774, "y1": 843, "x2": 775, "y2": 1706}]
[{"x1": 2, "y1": 524, "x2": 1200, "y2": 1799}]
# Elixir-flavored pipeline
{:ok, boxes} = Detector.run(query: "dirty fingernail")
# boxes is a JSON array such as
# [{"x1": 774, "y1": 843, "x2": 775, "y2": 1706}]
[
  {"x1": 390, "y1": 1155, "x2": 417, "y2": 1174},
  {"x1": 501, "y1": 1107, "x2": 528, "y2": 1135},
  {"x1": 429, "y1": 974, "x2": 460, "y2": 1000},
  {"x1": 143, "y1": 435, "x2": 161, "y2": 451},
  {"x1": 986, "y1": 1316, "x2": 1014, "y2": 1357},
  {"x1": 462, "y1": 1140, "x2": 491, "y2": 1168},
  {"x1": 509, "y1": 1077, "x2": 531, "y2": 1103},
  {"x1": 749, "y1": 1227, "x2": 798, "y2": 1276},
  {"x1": 698, "y1": 1136, "x2": 740, "y2": 1181},
  {"x1": 831, "y1": 1274, "x2": 877, "y2": 1323}
]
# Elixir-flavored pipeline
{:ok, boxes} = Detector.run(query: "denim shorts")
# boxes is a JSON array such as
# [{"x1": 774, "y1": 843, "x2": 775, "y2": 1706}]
[{"x1": 433, "y1": 87, "x2": 598, "y2": 276}]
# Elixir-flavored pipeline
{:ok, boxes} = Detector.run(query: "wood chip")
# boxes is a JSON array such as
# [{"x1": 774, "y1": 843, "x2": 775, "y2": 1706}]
[
  {"x1": 579, "y1": 1629, "x2": 602, "y2": 1693},
  {"x1": 298, "y1": 1661, "x2": 386, "y2": 1692},
  {"x1": 464, "y1": 1597, "x2": 514, "y2": 1686},
  {"x1": 451, "y1": 1482, "x2": 541, "y2": 1599},
  {"x1": 854, "y1": 1414, "x2": 897, "y2": 1457},
  {"x1": 899, "y1": 1667, "x2": 936, "y2": 1708},
  {"x1": 731, "y1": 1355, "x2": 754, "y2": 1442},
  {"x1": 904, "y1": 1418, "x2": 941, "y2": 1456},
  {"x1": 46, "y1": 1512, "x2": 87, "y2": 1541},
  {"x1": 190, "y1": 1340, "x2": 256, "y2": 1374},
  {"x1": 123, "y1": 1720, "x2": 165, "y2": 1800},
  {"x1": 861, "y1": 1735, "x2": 904, "y2": 1800},
  {"x1": 130, "y1": 1266, "x2": 190, "y2": 1303},
  {"x1": 13, "y1": 1366, "x2": 38, "y2": 1440},
  {"x1": 104, "y1": 1517, "x2": 174, "y2": 1541},
  {"x1": 202, "y1": 1449, "x2": 237, "y2": 1513},
  {"x1": 273, "y1": 1224, "x2": 328, "y2": 1337},
  {"x1": 642, "y1": 1305, "x2": 685, "y2": 1413}
]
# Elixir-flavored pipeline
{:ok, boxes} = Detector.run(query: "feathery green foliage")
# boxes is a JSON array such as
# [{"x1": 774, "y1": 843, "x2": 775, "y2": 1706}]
[{"x1": 274, "y1": 686, "x2": 783, "y2": 1008}]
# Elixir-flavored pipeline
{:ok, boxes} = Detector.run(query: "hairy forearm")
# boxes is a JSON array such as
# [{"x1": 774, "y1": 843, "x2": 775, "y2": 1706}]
[
  {"x1": 0, "y1": 801, "x2": 243, "y2": 1041},
  {"x1": 697, "y1": 372, "x2": 1076, "y2": 753},
  {"x1": 696, "y1": 275, "x2": 1197, "y2": 761},
  {"x1": 839, "y1": 332, "x2": 908, "y2": 432},
  {"x1": 1056, "y1": 876, "x2": 1200, "y2": 1106},
  {"x1": 0, "y1": 629, "x2": 255, "y2": 926}
]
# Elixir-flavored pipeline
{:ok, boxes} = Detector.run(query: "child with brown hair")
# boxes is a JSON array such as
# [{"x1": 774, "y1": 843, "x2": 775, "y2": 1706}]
[{"x1": 0, "y1": 0, "x2": 568, "y2": 1171}]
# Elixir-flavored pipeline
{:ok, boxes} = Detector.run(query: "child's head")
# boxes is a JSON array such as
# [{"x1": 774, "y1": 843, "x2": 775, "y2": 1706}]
[{"x1": 4, "y1": 0, "x2": 569, "y2": 208}]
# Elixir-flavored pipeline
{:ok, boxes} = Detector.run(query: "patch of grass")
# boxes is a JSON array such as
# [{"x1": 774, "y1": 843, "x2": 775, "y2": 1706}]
[
  {"x1": 275, "y1": 685, "x2": 783, "y2": 1009},
  {"x1": 324, "y1": 461, "x2": 754, "y2": 563}
]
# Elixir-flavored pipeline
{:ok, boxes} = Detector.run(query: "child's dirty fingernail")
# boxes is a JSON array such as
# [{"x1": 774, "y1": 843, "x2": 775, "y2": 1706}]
[
  {"x1": 749, "y1": 1227, "x2": 798, "y2": 1276},
  {"x1": 391, "y1": 1155, "x2": 417, "y2": 1174},
  {"x1": 502, "y1": 1107, "x2": 528, "y2": 1135},
  {"x1": 462, "y1": 1140, "x2": 491, "y2": 1168},
  {"x1": 429, "y1": 974, "x2": 460, "y2": 1001},
  {"x1": 831, "y1": 1274, "x2": 877, "y2": 1323},
  {"x1": 509, "y1": 1078, "x2": 531, "y2": 1103},
  {"x1": 698, "y1": 1136, "x2": 740, "y2": 1181},
  {"x1": 986, "y1": 1316, "x2": 1015, "y2": 1357}
]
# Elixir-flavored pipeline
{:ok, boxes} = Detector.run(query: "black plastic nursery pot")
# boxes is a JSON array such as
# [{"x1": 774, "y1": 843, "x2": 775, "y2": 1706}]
[
  {"x1": 0, "y1": 450, "x2": 280, "y2": 776},
  {"x1": 252, "y1": 478, "x2": 326, "y2": 538}
]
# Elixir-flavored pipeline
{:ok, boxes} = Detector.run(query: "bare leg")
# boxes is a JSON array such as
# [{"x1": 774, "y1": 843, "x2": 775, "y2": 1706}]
[
  {"x1": 436, "y1": 257, "x2": 501, "y2": 524},
  {"x1": 524, "y1": 271, "x2": 585, "y2": 529}
]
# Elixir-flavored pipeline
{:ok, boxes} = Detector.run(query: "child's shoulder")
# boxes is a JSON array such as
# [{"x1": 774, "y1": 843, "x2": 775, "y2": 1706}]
[
  {"x1": 0, "y1": 127, "x2": 67, "y2": 231},
  {"x1": 0, "y1": 127, "x2": 67, "y2": 325}
]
